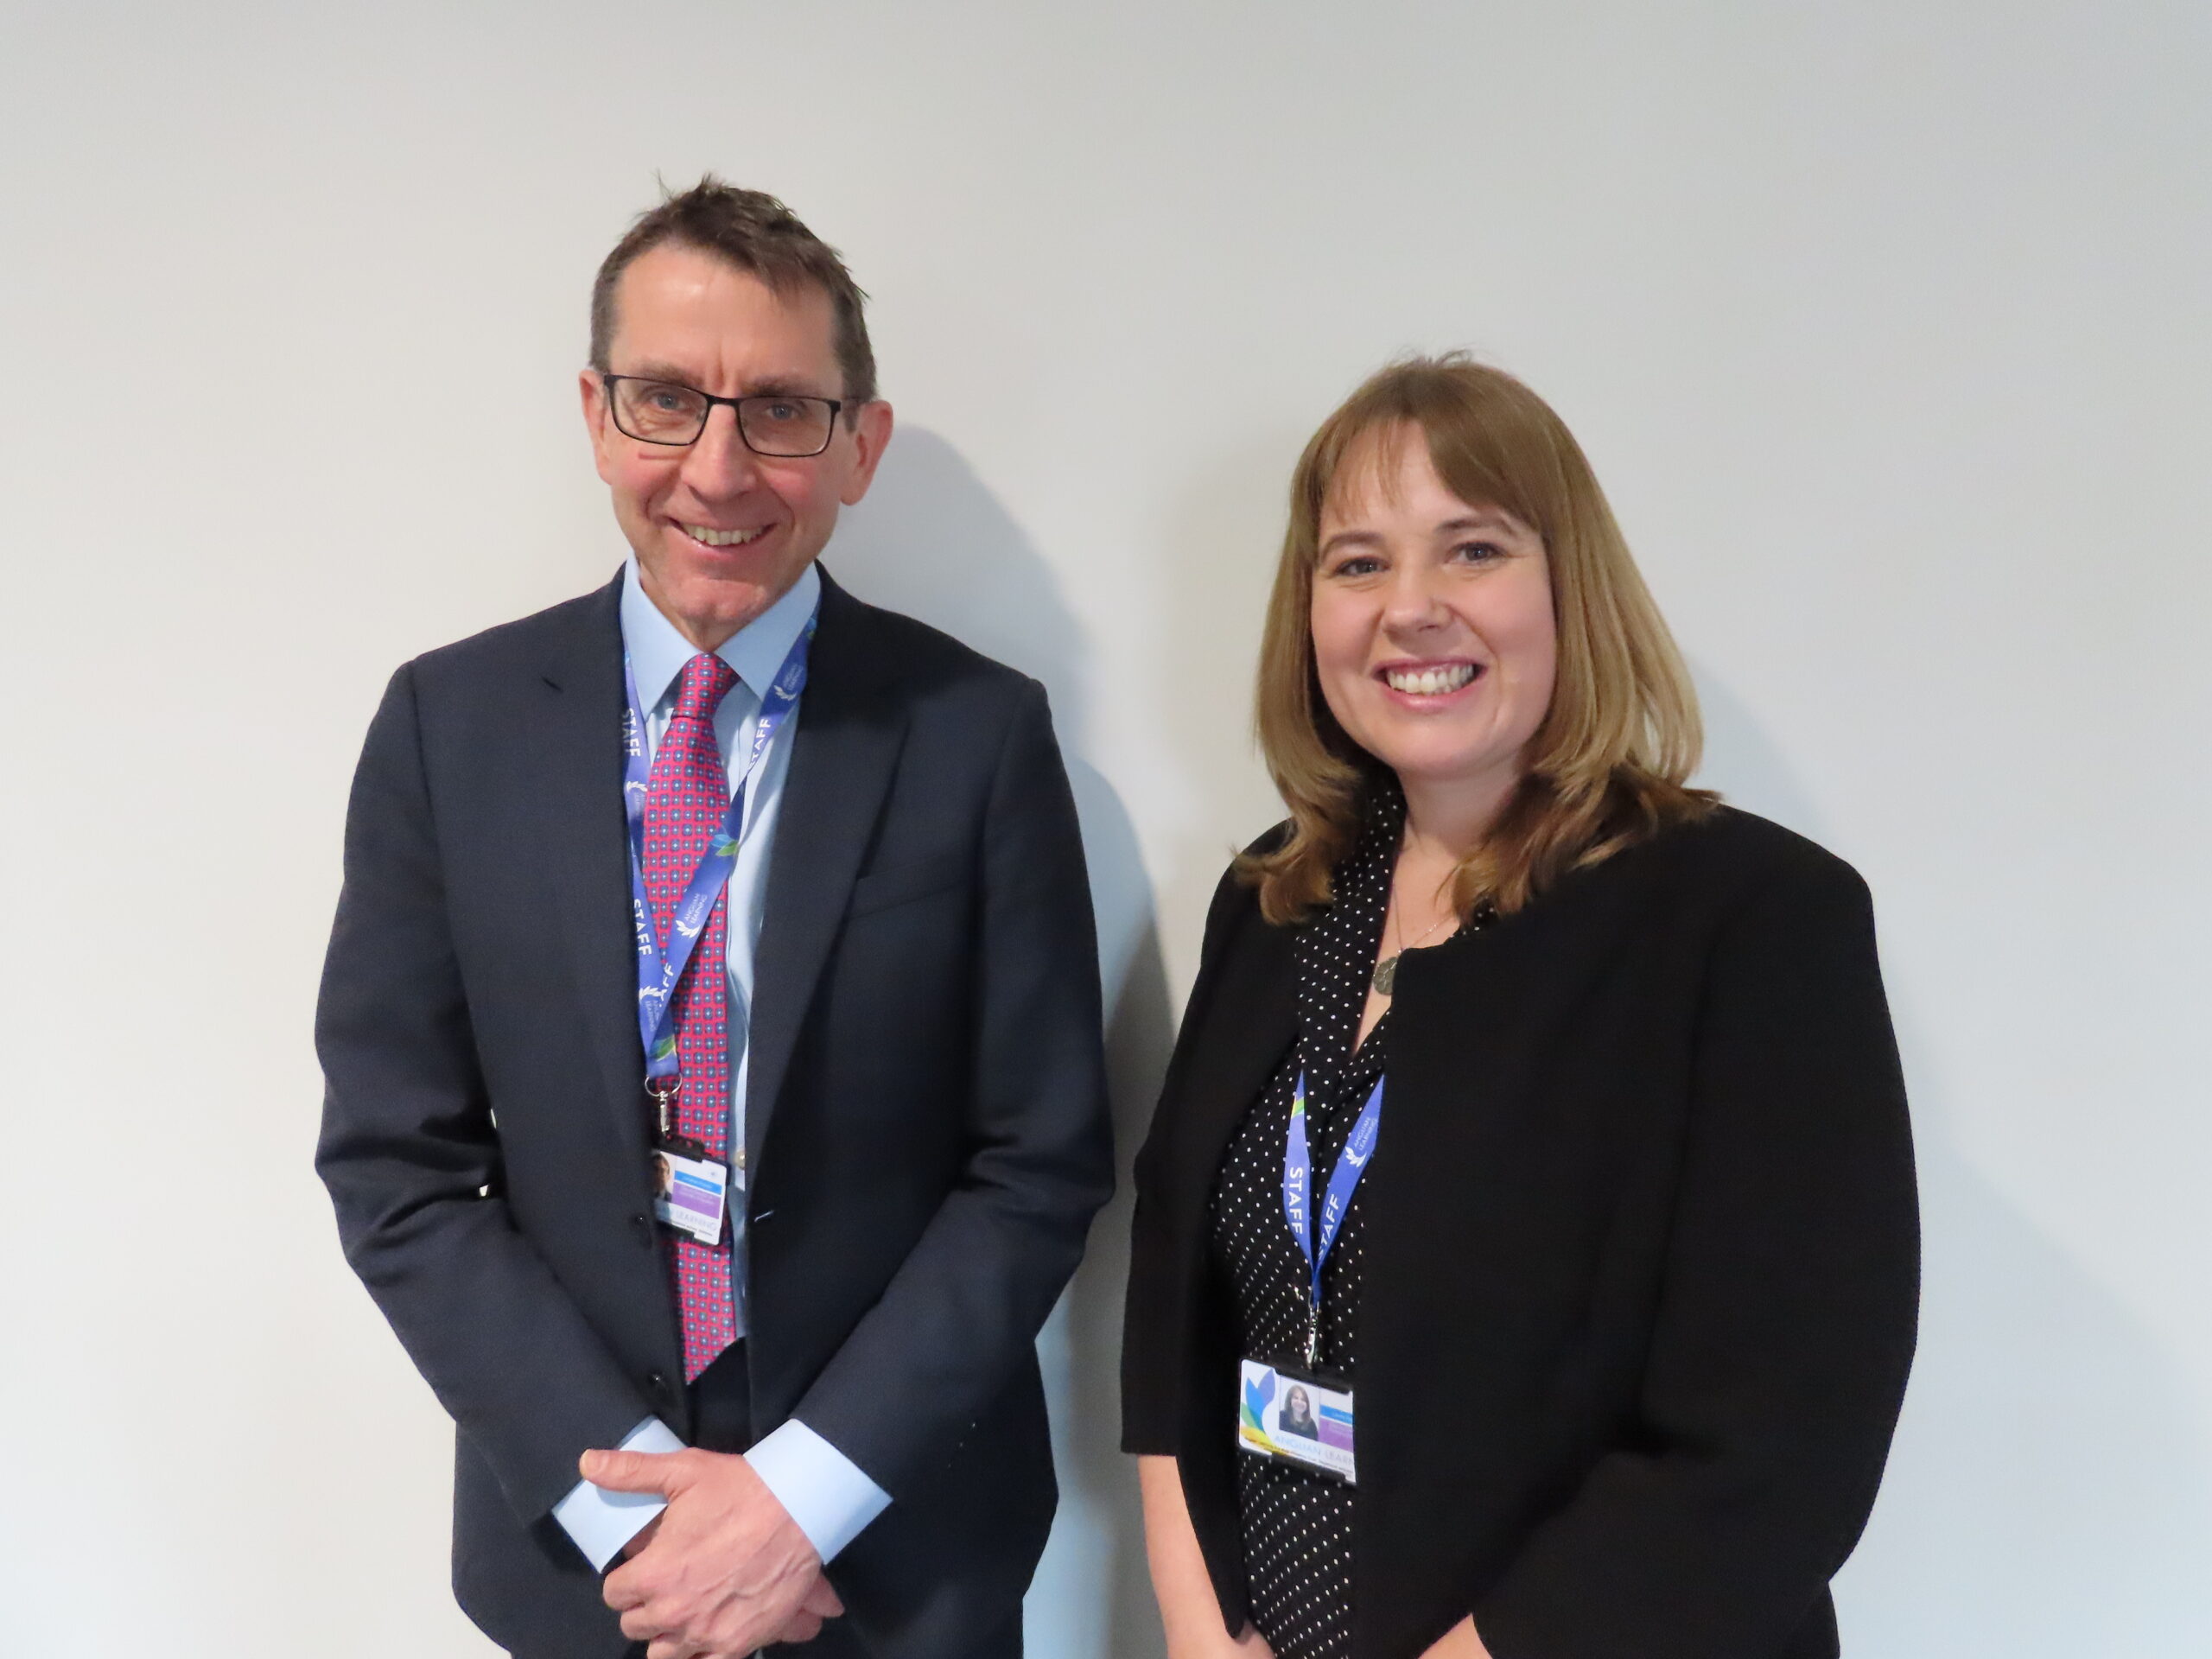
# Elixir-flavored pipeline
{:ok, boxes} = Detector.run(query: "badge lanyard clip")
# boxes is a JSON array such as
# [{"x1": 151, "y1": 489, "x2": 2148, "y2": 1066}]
[
  {"x1": 647, "y1": 1076, "x2": 680, "y2": 1145},
  {"x1": 1282, "y1": 1071, "x2": 1385, "y2": 1368}
]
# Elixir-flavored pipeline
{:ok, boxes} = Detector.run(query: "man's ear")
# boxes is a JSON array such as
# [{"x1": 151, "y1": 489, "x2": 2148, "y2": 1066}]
[
  {"x1": 579, "y1": 369, "x2": 618, "y2": 486},
  {"x1": 838, "y1": 400, "x2": 896, "y2": 506}
]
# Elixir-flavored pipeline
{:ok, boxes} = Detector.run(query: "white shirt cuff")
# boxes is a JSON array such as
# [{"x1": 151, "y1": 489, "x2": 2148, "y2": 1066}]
[
  {"x1": 550, "y1": 1416, "x2": 685, "y2": 1572},
  {"x1": 745, "y1": 1419, "x2": 892, "y2": 1564}
]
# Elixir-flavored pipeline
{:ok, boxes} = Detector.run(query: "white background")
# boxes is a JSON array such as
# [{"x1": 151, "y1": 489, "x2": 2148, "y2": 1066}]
[{"x1": 2, "y1": 2, "x2": 2207, "y2": 1654}]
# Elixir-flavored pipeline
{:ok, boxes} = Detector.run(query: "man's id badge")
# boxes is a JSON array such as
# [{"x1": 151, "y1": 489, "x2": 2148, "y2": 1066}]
[
  {"x1": 1236, "y1": 1357, "x2": 1356, "y2": 1484},
  {"x1": 650, "y1": 1142, "x2": 728, "y2": 1246}
]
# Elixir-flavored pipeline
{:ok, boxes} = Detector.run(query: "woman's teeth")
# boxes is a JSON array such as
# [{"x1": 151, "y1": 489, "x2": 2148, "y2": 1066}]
[
  {"x1": 685, "y1": 524, "x2": 765, "y2": 547},
  {"x1": 1383, "y1": 664, "x2": 1478, "y2": 696}
]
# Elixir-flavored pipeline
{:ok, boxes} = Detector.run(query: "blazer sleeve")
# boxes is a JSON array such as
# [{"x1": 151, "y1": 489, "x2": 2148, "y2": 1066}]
[
  {"x1": 1473, "y1": 850, "x2": 1920, "y2": 1659},
  {"x1": 1119, "y1": 857, "x2": 1252, "y2": 1454},
  {"x1": 315, "y1": 664, "x2": 653, "y2": 1526},
  {"x1": 781, "y1": 679, "x2": 1116, "y2": 1497}
]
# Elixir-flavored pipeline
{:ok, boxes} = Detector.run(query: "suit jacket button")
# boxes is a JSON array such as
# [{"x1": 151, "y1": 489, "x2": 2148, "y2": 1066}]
[{"x1": 630, "y1": 1212, "x2": 652, "y2": 1238}]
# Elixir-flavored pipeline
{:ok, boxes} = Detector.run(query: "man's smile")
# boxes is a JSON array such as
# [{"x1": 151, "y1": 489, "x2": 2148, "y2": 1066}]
[{"x1": 679, "y1": 523, "x2": 769, "y2": 548}]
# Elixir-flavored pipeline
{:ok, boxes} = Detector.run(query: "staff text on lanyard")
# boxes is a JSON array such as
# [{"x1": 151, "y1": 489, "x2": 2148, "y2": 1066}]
[{"x1": 1281, "y1": 1071, "x2": 1384, "y2": 1367}]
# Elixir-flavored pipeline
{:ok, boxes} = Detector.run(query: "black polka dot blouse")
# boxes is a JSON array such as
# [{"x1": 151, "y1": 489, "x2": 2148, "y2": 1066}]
[{"x1": 1207, "y1": 779, "x2": 1431, "y2": 1659}]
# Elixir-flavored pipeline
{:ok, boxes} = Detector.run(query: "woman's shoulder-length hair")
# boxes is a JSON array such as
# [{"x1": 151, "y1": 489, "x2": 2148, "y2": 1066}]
[{"x1": 1242, "y1": 353, "x2": 1716, "y2": 925}]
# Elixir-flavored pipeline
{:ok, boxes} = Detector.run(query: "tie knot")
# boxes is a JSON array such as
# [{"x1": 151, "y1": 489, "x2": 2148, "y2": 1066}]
[{"x1": 672, "y1": 652, "x2": 740, "y2": 724}]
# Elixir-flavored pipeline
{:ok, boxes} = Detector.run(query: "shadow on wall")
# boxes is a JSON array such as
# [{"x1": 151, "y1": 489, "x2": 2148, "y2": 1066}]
[
  {"x1": 1842, "y1": 1124, "x2": 2212, "y2": 1653},
  {"x1": 1693, "y1": 664, "x2": 2212, "y2": 1656},
  {"x1": 1146, "y1": 435, "x2": 1312, "y2": 938},
  {"x1": 830, "y1": 427, "x2": 1173, "y2": 1659}
]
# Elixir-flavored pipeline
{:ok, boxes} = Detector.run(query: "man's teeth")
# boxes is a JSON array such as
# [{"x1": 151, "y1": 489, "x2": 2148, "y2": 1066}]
[
  {"x1": 1384, "y1": 664, "x2": 1478, "y2": 696},
  {"x1": 685, "y1": 524, "x2": 764, "y2": 547}
]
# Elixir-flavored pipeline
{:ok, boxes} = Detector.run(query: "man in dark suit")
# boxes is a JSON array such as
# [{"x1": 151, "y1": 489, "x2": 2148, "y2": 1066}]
[{"x1": 316, "y1": 178, "x2": 1113, "y2": 1659}]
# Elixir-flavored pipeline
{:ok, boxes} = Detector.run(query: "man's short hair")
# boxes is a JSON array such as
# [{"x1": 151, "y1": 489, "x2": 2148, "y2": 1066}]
[{"x1": 589, "y1": 175, "x2": 877, "y2": 407}]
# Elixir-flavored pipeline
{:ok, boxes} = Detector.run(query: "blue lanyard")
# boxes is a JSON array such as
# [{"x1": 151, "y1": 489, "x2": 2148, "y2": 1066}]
[
  {"x1": 1281, "y1": 1071, "x2": 1384, "y2": 1366},
  {"x1": 622, "y1": 611, "x2": 816, "y2": 1098}
]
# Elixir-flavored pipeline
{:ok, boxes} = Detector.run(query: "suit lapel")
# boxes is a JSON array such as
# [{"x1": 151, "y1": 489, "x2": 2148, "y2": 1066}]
[
  {"x1": 745, "y1": 574, "x2": 908, "y2": 1169},
  {"x1": 529, "y1": 573, "x2": 654, "y2": 1163}
]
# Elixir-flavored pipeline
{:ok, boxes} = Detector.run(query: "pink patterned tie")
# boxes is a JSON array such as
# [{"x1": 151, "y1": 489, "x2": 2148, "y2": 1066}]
[{"x1": 642, "y1": 652, "x2": 741, "y2": 1381}]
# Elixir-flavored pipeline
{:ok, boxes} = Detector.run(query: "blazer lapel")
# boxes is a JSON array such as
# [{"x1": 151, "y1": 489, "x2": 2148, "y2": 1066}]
[
  {"x1": 744, "y1": 574, "x2": 907, "y2": 1170},
  {"x1": 1169, "y1": 912, "x2": 1300, "y2": 1215},
  {"x1": 529, "y1": 572, "x2": 653, "y2": 1162}
]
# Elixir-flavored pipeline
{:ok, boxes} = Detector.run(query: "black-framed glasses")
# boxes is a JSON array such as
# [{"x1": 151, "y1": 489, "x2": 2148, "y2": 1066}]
[{"x1": 601, "y1": 374, "x2": 846, "y2": 457}]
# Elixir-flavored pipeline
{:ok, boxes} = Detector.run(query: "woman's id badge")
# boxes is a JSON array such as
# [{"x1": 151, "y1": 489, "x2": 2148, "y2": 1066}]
[
  {"x1": 1236, "y1": 1357, "x2": 1356, "y2": 1484},
  {"x1": 650, "y1": 1142, "x2": 728, "y2": 1246}
]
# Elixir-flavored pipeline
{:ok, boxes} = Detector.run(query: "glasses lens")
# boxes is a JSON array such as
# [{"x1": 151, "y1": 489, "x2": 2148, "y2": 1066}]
[
  {"x1": 740, "y1": 397, "x2": 836, "y2": 457},
  {"x1": 613, "y1": 379, "x2": 708, "y2": 444}
]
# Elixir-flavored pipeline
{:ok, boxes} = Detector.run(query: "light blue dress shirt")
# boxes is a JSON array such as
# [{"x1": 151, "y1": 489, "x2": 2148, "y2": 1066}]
[{"x1": 552, "y1": 558, "x2": 891, "y2": 1572}]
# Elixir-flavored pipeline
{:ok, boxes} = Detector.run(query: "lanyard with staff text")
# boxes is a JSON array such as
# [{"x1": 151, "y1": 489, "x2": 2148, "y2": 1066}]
[
  {"x1": 1282, "y1": 1071, "x2": 1385, "y2": 1367},
  {"x1": 621, "y1": 609, "x2": 817, "y2": 1135}
]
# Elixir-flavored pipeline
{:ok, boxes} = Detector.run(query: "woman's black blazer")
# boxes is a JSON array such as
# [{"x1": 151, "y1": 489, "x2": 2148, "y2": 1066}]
[{"x1": 1122, "y1": 807, "x2": 1918, "y2": 1659}]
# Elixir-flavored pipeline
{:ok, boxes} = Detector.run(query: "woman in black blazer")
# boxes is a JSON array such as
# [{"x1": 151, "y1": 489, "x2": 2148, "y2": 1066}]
[{"x1": 1122, "y1": 356, "x2": 1917, "y2": 1659}]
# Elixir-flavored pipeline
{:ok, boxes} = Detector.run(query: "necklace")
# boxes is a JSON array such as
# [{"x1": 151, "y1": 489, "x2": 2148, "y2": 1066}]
[{"x1": 1372, "y1": 892, "x2": 1456, "y2": 997}]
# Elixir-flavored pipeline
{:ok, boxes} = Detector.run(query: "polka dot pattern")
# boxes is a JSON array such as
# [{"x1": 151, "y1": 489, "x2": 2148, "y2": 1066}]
[
  {"x1": 644, "y1": 652, "x2": 741, "y2": 1382},
  {"x1": 1207, "y1": 778, "x2": 1440, "y2": 1659}
]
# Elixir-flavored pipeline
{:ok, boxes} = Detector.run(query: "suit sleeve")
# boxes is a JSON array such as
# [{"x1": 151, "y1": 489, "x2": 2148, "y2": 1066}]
[
  {"x1": 315, "y1": 664, "x2": 654, "y2": 1528},
  {"x1": 784, "y1": 680, "x2": 1115, "y2": 1498},
  {"x1": 1473, "y1": 853, "x2": 1921, "y2": 1659}
]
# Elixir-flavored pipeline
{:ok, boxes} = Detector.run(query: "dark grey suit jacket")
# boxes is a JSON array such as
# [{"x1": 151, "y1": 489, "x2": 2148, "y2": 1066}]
[{"x1": 317, "y1": 568, "x2": 1113, "y2": 1658}]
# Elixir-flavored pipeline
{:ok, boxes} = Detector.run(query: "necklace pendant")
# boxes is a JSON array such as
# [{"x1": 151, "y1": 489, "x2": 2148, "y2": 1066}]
[{"x1": 1371, "y1": 954, "x2": 1399, "y2": 996}]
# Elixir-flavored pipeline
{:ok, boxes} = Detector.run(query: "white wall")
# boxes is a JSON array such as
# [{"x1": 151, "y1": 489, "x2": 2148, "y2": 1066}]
[{"x1": 2, "y1": 2, "x2": 2207, "y2": 1653}]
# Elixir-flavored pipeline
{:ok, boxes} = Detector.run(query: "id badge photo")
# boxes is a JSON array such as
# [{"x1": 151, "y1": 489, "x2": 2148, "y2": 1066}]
[
  {"x1": 650, "y1": 1139, "x2": 729, "y2": 1247},
  {"x1": 1236, "y1": 1357, "x2": 1357, "y2": 1484}
]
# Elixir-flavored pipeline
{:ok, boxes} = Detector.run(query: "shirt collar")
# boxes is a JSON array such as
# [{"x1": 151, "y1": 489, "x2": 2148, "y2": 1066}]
[{"x1": 619, "y1": 557, "x2": 823, "y2": 713}]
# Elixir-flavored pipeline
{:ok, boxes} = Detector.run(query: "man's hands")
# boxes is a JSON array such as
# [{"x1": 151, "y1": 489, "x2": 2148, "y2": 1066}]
[{"x1": 585, "y1": 1446, "x2": 844, "y2": 1656}]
